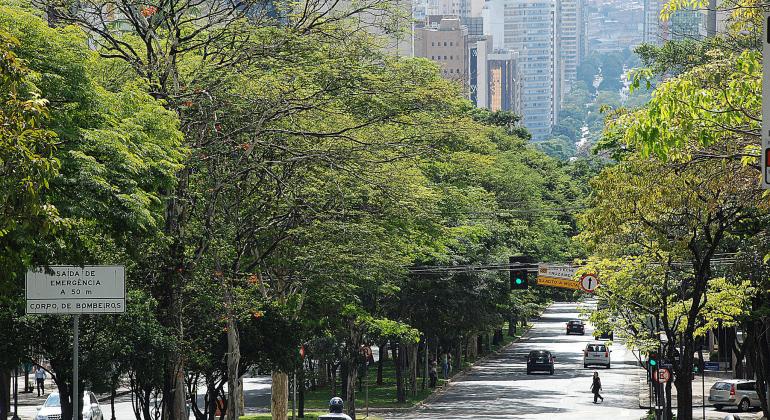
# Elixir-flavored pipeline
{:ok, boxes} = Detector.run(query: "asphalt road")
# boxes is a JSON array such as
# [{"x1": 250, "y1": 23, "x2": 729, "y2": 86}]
[{"x1": 389, "y1": 301, "x2": 646, "y2": 420}]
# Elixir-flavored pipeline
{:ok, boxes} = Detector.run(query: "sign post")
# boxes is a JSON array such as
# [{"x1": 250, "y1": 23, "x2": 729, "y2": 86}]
[
  {"x1": 762, "y1": 11, "x2": 770, "y2": 188},
  {"x1": 26, "y1": 266, "x2": 125, "y2": 420}
]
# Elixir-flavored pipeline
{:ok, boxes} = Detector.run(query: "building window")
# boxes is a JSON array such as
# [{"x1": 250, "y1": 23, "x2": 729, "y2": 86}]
[
  {"x1": 444, "y1": 42, "x2": 447, "y2": 46},
  {"x1": 450, "y1": 55, "x2": 453, "y2": 59},
  {"x1": 444, "y1": 56, "x2": 447, "y2": 60},
  {"x1": 450, "y1": 41, "x2": 453, "y2": 46},
  {"x1": 450, "y1": 69, "x2": 453, "y2": 73},
  {"x1": 431, "y1": 42, "x2": 435, "y2": 46},
  {"x1": 431, "y1": 56, "x2": 435, "y2": 60}
]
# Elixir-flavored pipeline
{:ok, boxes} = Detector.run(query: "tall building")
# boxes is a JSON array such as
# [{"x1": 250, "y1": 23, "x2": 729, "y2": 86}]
[
  {"x1": 667, "y1": 9, "x2": 704, "y2": 40},
  {"x1": 488, "y1": 50, "x2": 523, "y2": 114},
  {"x1": 414, "y1": 16, "x2": 470, "y2": 87},
  {"x1": 559, "y1": 0, "x2": 584, "y2": 95},
  {"x1": 643, "y1": 0, "x2": 663, "y2": 45},
  {"x1": 469, "y1": 37, "x2": 492, "y2": 107},
  {"x1": 503, "y1": 0, "x2": 561, "y2": 139}
]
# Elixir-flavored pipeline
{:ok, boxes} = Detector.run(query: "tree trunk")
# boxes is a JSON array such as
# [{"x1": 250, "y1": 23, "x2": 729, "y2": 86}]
[
  {"x1": 394, "y1": 343, "x2": 405, "y2": 403},
  {"x1": 271, "y1": 372, "x2": 288, "y2": 420},
  {"x1": 508, "y1": 315, "x2": 517, "y2": 336},
  {"x1": 0, "y1": 370, "x2": 10, "y2": 419},
  {"x1": 110, "y1": 385, "x2": 116, "y2": 420},
  {"x1": 345, "y1": 358, "x2": 358, "y2": 420},
  {"x1": 298, "y1": 365, "x2": 305, "y2": 418},
  {"x1": 675, "y1": 350, "x2": 694, "y2": 420},
  {"x1": 376, "y1": 341, "x2": 386, "y2": 386},
  {"x1": 452, "y1": 340, "x2": 462, "y2": 372},
  {"x1": 409, "y1": 344, "x2": 418, "y2": 397},
  {"x1": 225, "y1": 309, "x2": 241, "y2": 420}
]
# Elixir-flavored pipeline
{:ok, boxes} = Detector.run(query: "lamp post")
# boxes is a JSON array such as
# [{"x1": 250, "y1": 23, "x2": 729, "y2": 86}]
[{"x1": 11, "y1": 365, "x2": 20, "y2": 420}]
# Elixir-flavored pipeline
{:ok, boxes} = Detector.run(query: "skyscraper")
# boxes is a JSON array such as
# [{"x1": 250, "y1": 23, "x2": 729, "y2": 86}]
[
  {"x1": 643, "y1": 0, "x2": 663, "y2": 45},
  {"x1": 502, "y1": 0, "x2": 561, "y2": 139},
  {"x1": 559, "y1": 0, "x2": 584, "y2": 95},
  {"x1": 414, "y1": 16, "x2": 470, "y2": 88}
]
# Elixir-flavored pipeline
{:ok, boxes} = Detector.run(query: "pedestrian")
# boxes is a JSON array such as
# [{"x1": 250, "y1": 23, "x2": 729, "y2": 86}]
[
  {"x1": 319, "y1": 397, "x2": 352, "y2": 420},
  {"x1": 440, "y1": 350, "x2": 449, "y2": 379},
  {"x1": 429, "y1": 359, "x2": 438, "y2": 388},
  {"x1": 447, "y1": 352, "x2": 453, "y2": 375},
  {"x1": 35, "y1": 367, "x2": 46, "y2": 397},
  {"x1": 591, "y1": 371, "x2": 604, "y2": 403}
]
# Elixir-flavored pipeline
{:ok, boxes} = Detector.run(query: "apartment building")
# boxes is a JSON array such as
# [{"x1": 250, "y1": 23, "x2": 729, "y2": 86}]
[{"x1": 414, "y1": 16, "x2": 470, "y2": 87}]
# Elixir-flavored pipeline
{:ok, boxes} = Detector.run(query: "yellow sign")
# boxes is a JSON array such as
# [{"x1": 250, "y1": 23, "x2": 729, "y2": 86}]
[{"x1": 536, "y1": 276, "x2": 580, "y2": 290}]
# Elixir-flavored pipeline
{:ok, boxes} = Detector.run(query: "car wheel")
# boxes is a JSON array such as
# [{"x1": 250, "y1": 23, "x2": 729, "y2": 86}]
[
  {"x1": 714, "y1": 404, "x2": 723, "y2": 411},
  {"x1": 549, "y1": 367, "x2": 554, "y2": 375},
  {"x1": 584, "y1": 364, "x2": 588, "y2": 368},
  {"x1": 738, "y1": 398, "x2": 750, "y2": 412},
  {"x1": 606, "y1": 363, "x2": 611, "y2": 369}
]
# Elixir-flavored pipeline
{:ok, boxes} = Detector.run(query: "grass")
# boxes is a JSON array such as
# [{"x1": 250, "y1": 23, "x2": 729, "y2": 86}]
[{"x1": 293, "y1": 359, "x2": 440, "y2": 409}]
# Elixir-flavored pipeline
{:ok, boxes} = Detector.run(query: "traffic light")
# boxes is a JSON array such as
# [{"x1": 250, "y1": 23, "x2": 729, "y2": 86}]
[
  {"x1": 511, "y1": 269, "x2": 528, "y2": 290},
  {"x1": 648, "y1": 352, "x2": 659, "y2": 370}
]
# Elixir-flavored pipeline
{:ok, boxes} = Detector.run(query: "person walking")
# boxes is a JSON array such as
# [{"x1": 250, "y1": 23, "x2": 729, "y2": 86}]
[
  {"x1": 440, "y1": 351, "x2": 449, "y2": 380},
  {"x1": 35, "y1": 367, "x2": 46, "y2": 397},
  {"x1": 429, "y1": 359, "x2": 438, "y2": 388},
  {"x1": 591, "y1": 371, "x2": 604, "y2": 403}
]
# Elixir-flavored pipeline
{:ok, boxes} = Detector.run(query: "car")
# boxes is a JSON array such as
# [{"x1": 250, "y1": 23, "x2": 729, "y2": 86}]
[
  {"x1": 583, "y1": 343, "x2": 611, "y2": 368},
  {"x1": 566, "y1": 319, "x2": 585, "y2": 335},
  {"x1": 709, "y1": 379, "x2": 762, "y2": 412},
  {"x1": 36, "y1": 391, "x2": 104, "y2": 420},
  {"x1": 526, "y1": 350, "x2": 556, "y2": 375}
]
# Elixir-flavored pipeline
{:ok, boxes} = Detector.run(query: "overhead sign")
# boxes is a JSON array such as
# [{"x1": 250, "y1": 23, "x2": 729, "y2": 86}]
[
  {"x1": 762, "y1": 11, "x2": 770, "y2": 188},
  {"x1": 26, "y1": 266, "x2": 125, "y2": 314},
  {"x1": 704, "y1": 361, "x2": 720, "y2": 371},
  {"x1": 537, "y1": 264, "x2": 579, "y2": 290},
  {"x1": 579, "y1": 273, "x2": 599, "y2": 293},
  {"x1": 653, "y1": 368, "x2": 671, "y2": 383}
]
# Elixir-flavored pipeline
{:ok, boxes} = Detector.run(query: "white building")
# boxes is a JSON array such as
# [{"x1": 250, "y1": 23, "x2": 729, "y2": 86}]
[{"x1": 502, "y1": 0, "x2": 561, "y2": 139}]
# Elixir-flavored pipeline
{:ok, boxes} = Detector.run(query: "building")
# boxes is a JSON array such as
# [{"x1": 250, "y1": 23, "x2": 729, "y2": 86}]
[
  {"x1": 666, "y1": 8, "x2": 704, "y2": 40},
  {"x1": 643, "y1": 0, "x2": 663, "y2": 45},
  {"x1": 469, "y1": 37, "x2": 492, "y2": 108},
  {"x1": 414, "y1": 16, "x2": 470, "y2": 87},
  {"x1": 502, "y1": 0, "x2": 561, "y2": 139},
  {"x1": 487, "y1": 50, "x2": 523, "y2": 114},
  {"x1": 559, "y1": 0, "x2": 585, "y2": 94}
]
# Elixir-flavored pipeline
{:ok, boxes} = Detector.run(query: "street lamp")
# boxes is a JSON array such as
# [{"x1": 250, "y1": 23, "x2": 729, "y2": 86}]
[{"x1": 11, "y1": 365, "x2": 20, "y2": 420}]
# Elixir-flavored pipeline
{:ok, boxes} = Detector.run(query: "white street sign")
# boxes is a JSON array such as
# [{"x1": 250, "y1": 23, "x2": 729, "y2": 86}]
[
  {"x1": 762, "y1": 11, "x2": 770, "y2": 188},
  {"x1": 537, "y1": 264, "x2": 577, "y2": 280},
  {"x1": 26, "y1": 266, "x2": 125, "y2": 314},
  {"x1": 579, "y1": 273, "x2": 599, "y2": 293},
  {"x1": 654, "y1": 368, "x2": 671, "y2": 384}
]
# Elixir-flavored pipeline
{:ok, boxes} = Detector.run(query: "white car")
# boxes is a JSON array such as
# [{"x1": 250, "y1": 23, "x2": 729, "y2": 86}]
[
  {"x1": 583, "y1": 342, "x2": 611, "y2": 368},
  {"x1": 36, "y1": 391, "x2": 104, "y2": 420}
]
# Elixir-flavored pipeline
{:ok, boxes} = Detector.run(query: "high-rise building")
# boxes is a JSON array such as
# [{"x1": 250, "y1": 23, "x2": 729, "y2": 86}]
[
  {"x1": 502, "y1": 0, "x2": 561, "y2": 139},
  {"x1": 559, "y1": 0, "x2": 584, "y2": 95},
  {"x1": 414, "y1": 16, "x2": 470, "y2": 88},
  {"x1": 488, "y1": 50, "x2": 523, "y2": 114},
  {"x1": 469, "y1": 37, "x2": 492, "y2": 107},
  {"x1": 643, "y1": 0, "x2": 663, "y2": 45},
  {"x1": 667, "y1": 9, "x2": 704, "y2": 40}
]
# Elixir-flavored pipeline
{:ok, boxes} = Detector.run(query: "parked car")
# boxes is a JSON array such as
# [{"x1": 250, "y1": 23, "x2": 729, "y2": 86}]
[
  {"x1": 566, "y1": 319, "x2": 585, "y2": 335},
  {"x1": 709, "y1": 379, "x2": 761, "y2": 412},
  {"x1": 36, "y1": 391, "x2": 104, "y2": 420},
  {"x1": 526, "y1": 350, "x2": 555, "y2": 375},
  {"x1": 583, "y1": 343, "x2": 611, "y2": 368}
]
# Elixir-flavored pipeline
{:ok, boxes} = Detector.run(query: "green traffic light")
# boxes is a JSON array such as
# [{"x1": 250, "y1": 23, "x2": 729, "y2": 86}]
[
  {"x1": 649, "y1": 359, "x2": 657, "y2": 366},
  {"x1": 516, "y1": 278, "x2": 523, "y2": 285}
]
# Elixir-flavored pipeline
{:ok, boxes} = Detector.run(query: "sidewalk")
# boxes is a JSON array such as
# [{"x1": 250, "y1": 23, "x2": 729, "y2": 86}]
[{"x1": 638, "y1": 369, "x2": 764, "y2": 419}]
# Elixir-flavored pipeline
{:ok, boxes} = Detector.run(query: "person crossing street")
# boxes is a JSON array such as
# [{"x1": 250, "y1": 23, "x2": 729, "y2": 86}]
[{"x1": 591, "y1": 371, "x2": 604, "y2": 404}]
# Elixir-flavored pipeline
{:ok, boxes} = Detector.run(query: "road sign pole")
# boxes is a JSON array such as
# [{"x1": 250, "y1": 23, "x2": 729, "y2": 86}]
[{"x1": 73, "y1": 315, "x2": 79, "y2": 420}]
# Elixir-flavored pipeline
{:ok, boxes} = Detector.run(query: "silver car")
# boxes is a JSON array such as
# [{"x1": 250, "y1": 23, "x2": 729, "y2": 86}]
[
  {"x1": 36, "y1": 391, "x2": 104, "y2": 420},
  {"x1": 708, "y1": 379, "x2": 761, "y2": 412}
]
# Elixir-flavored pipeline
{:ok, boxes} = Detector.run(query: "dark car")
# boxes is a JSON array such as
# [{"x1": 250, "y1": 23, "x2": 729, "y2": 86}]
[
  {"x1": 566, "y1": 319, "x2": 585, "y2": 335},
  {"x1": 526, "y1": 350, "x2": 555, "y2": 375}
]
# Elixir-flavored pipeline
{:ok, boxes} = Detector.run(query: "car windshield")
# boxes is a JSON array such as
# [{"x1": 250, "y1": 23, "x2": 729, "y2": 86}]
[
  {"x1": 569, "y1": 320, "x2": 581, "y2": 324},
  {"x1": 587, "y1": 345, "x2": 606, "y2": 352},
  {"x1": 44, "y1": 394, "x2": 61, "y2": 407},
  {"x1": 529, "y1": 351, "x2": 547, "y2": 357}
]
